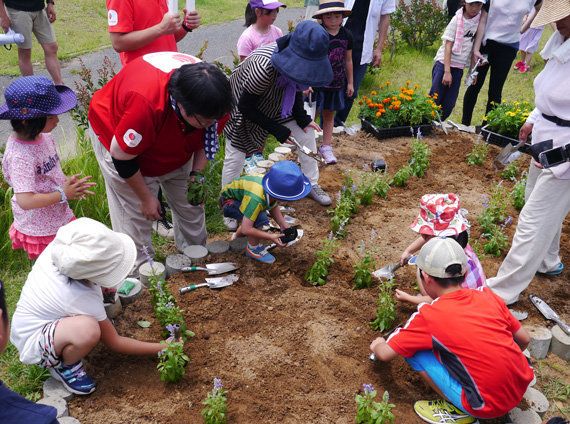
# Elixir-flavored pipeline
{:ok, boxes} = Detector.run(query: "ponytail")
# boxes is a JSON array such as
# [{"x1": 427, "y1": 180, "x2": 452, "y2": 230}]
[{"x1": 244, "y1": 3, "x2": 257, "y2": 26}]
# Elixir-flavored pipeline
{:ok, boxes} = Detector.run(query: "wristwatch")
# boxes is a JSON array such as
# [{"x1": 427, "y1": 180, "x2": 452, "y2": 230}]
[
  {"x1": 56, "y1": 187, "x2": 67, "y2": 204},
  {"x1": 46, "y1": 0, "x2": 55, "y2": 5}
]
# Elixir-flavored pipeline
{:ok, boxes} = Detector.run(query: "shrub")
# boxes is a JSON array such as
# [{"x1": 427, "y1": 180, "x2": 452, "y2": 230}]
[
  {"x1": 485, "y1": 101, "x2": 533, "y2": 139},
  {"x1": 500, "y1": 161, "x2": 520, "y2": 180},
  {"x1": 391, "y1": 0, "x2": 447, "y2": 51},
  {"x1": 391, "y1": 165, "x2": 413, "y2": 187},
  {"x1": 370, "y1": 279, "x2": 397, "y2": 332},
  {"x1": 373, "y1": 175, "x2": 390, "y2": 198}
]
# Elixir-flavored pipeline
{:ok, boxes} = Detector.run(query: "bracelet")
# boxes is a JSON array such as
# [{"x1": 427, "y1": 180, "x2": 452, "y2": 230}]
[
  {"x1": 56, "y1": 187, "x2": 67, "y2": 204},
  {"x1": 182, "y1": 23, "x2": 193, "y2": 32}
]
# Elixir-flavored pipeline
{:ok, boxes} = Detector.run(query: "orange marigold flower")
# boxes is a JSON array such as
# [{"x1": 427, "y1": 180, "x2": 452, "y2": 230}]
[
  {"x1": 388, "y1": 105, "x2": 393, "y2": 110},
  {"x1": 358, "y1": 100, "x2": 363, "y2": 105},
  {"x1": 394, "y1": 105, "x2": 400, "y2": 110},
  {"x1": 376, "y1": 111, "x2": 382, "y2": 117},
  {"x1": 383, "y1": 98, "x2": 390, "y2": 104}
]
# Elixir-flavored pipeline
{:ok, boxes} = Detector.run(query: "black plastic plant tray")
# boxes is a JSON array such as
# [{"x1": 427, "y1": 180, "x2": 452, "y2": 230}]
[
  {"x1": 481, "y1": 125, "x2": 532, "y2": 155},
  {"x1": 361, "y1": 119, "x2": 434, "y2": 140}
]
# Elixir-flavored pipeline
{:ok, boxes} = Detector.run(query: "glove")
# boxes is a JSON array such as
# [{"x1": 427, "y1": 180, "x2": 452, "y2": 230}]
[{"x1": 187, "y1": 171, "x2": 205, "y2": 206}]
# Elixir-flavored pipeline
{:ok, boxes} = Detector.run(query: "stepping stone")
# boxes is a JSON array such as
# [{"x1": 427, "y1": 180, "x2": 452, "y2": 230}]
[
  {"x1": 268, "y1": 153, "x2": 284, "y2": 162},
  {"x1": 57, "y1": 418, "x2": 81, "y2": 424},
  {"x1": 117, "y1": 278, "x2": 142, "y2": 305},
  {"x1": 43, "y1": 377, "x2": 73, "y2": 401},
  {"x1": 229, "y1": 236, "x2": 248, "y2": 252},
  {"x1": 523, "y1": 387, "x2": 549, "y2": 417},
  {"x1": 104, "y1": 292, "x2": 122, "y2": 319},
  {"x1": 206, "y1": 240, "x2": 230, "y2": 255},
  {"x1": 527, "y1": 326, "x2": 552, "y2": 359},
  {"x1": 550, "y1": 324, "x2": 570, "y2": 361},
  {"x1": 165, "y1": 254, "x2": 192, "y2": 278},
  {"x1": 138, "y1": 262, "x2": 166, "y2": 287},
  {"x1": 183, "y1": 245, "x2": 209, "y2": 261},
  {"x1": 508, "y1": 407, "x2": 542, "y2": 424},
  {"x1": 509, "y1": 309, "x2": 528, "y2": 321},
  {"x1": 275, "y1": 146, "x2": 292, "y2": 155},
  {"x1": 37, "y1": 397, "x2": 68, "y2": 418}
]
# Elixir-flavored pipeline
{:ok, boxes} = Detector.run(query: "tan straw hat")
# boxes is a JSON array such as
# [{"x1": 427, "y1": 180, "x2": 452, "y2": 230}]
[
  {"x1": 312, "y1": 0, "x2": 351, "y2": 19},
  {"x1": 532, "y1": 0, "x2": 570, "y2": 27}
]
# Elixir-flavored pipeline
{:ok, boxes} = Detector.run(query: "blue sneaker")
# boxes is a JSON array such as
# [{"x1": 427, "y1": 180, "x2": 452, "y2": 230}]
[
  {"x1": 244, "y1": 156, "x2": 258, "y2": 175},
  {"x1": 246, "y1": 244, "x2": 275, "y2": 264},
  {"x1": 537, "y1": 262, "x2": 564, "y2": 276},
  {"x1": 49, "y1": 361, "x2": 96, "y2": 395}
]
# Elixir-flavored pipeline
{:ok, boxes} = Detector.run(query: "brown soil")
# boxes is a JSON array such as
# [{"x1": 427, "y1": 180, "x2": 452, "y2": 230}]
[{"x1": 70, "y1": 130, "x2": 569, "y2": 423}]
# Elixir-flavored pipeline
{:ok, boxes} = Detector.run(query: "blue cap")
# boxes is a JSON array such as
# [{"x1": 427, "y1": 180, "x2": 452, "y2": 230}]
[{"x1": 262, "y1": 160, "x2": 312, "y2": 201}]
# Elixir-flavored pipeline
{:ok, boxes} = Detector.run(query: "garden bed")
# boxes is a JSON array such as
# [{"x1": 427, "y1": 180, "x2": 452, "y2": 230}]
[{"x1": 69, "y1": 130, "x2": 569, "y2": 423}]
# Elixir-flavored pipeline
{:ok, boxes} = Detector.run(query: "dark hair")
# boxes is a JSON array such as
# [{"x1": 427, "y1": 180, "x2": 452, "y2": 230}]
[
  {"x1": 450, "y1": 230, "x2": 469, "y2": 249},
  {"x1": 428, "y1": 264, "x2": 465, "y2": 288},
  {"x1": 546, "y1": 418, "x2": 569, "y2": 424},
  {"x1": 168, "y1": 62, "x2": 233, "y2": 120},
  {"x1": 10, "y1": 117, "x2": 47, "y2": 140},
  {"x1": 245, "y1": 3, "x2": 257, "y2": 26}
]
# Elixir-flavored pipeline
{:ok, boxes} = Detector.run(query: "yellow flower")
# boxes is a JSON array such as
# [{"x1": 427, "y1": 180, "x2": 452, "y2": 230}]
[{"x1": 371, "y1": 90, "x2": 377, "y2": 96}]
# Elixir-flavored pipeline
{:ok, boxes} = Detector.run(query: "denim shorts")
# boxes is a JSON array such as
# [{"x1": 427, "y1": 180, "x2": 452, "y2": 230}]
[
  {"x1": 220, "y1": 197, "x2": 269, "y2": 228},
  {"x1": 406, "y1": 350, "x2": 467, "y2": 413}
]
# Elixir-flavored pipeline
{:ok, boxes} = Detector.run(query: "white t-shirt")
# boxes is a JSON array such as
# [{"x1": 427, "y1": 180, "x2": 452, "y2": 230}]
[
  {"x1": 434, "y1": 13, "x2": 480, "y2": 68},
  {"x1": 10, "y1": 244, "x2": 107, "y2": 365},
  {"x1": 483, "y1": 0, "x2": 535, "y2": 46}
]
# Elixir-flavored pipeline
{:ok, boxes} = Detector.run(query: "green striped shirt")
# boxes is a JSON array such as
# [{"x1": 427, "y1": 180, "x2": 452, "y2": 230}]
[{"x1": 220, "y1": 175, "x2": 277, "y2": 222}]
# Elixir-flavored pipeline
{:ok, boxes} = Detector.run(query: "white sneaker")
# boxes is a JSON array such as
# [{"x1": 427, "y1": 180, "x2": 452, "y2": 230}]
[
  {"x1": 332, "y1": 126, "x2": 345, "y2": 134},
  {"x1": 153, "y1": 220, "x2": 174, "y2": 239},
  {"x1": 223, "y1": 217, "x2": 238, "y2": 232}
]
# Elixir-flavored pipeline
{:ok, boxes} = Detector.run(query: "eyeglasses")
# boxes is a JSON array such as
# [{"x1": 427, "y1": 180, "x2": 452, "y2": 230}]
[{"x1": 192, "y1": 114, "x2": 215, "y2": 129}]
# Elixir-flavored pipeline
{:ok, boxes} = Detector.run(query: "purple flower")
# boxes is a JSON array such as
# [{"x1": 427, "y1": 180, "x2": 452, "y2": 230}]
[
  {"x1": 165, "y1": 301, "x2": 174, "y2": 309},
  {"x1": 481, "y1": 195, "x2": 489, "y2": 209},
  {"x1": 165, "y1": 323, "x2": 180, "y2": 338},
  {"x1": 503, "y1": 216, "x2": 513, "y2": 227},
  {"x1": 142, "y1": 245, "x2": 154, "y2": 267},
  {"x1": 363, "y1": 383, "x2": 374, "y2": 394},
  {"x1": 213, "y1": 377, "x2": 223, "y2": 391}
]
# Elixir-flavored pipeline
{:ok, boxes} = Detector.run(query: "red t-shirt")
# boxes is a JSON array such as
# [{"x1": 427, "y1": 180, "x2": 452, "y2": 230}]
[
  {"x1": 88, "y1": 52, "x2": 206, "y2": 177},
  {"x1": 387, "y1": 287, "x2": 533, "y2": 419},
  {"x1": 106, "y1": 0, "x2": 177, "y2": 65}
]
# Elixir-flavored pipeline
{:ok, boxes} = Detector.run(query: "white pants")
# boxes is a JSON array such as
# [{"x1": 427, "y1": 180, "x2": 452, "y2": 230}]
[
  {"x1": 221, "y1": 120, "x2": 320, "y2": 187},
  {"x1": 89, "y1": 127, "x2": 207, "y2": 268},
  {"x1": 487, "y1": 164, "x2": 570, "y2": 304}
]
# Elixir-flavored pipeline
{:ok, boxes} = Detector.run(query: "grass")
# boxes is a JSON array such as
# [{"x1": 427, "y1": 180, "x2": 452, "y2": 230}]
[{"x1": 0, "y1": 0, "x2": 304, "y2": 75}]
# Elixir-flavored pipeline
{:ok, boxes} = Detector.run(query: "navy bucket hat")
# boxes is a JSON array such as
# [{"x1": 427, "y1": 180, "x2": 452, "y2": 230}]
[
  {"x1": 0, "y1": 76, "x2": 77, "y2": 120},
  {"x1": 271, "y1": 20, "x2": 333, "y2": 87},
  {"x1": 262, "y1": 160, "x2": 312, "y2": 201}
]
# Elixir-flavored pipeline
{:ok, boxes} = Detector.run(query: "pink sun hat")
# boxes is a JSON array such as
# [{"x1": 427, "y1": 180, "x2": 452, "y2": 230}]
[{"x1": 410, "y1": 193, "x2": 470, "y2": 236}]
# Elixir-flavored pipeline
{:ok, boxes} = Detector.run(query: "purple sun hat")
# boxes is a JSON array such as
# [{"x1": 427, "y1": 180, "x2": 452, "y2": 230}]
[{"x1": 0, "y1": 76, "x2": 77, "y2": 120}]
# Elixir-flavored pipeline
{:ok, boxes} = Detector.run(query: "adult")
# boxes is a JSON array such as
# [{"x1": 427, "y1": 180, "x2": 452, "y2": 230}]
[
  {"x1": 222, "y1": 20, "x2": 333, "y2": 212},
  {"x1": 106, "y1": 0, "x2": 201, "y2": 65},
  {"x1": 333, "y1": 0, "x2": 395, "y2": 128},
  {"x1": 487, "y1": 0, "x2": 570, "y2": 305},
  {"x1": 461, "y1": 0, "x2": 541, "y2": 126},
  {"x1": 0, "y1": 0, "x2": 62, "y2": 84},
  {"x1": 88, "y1": 52, "x2": 232, "y2": 267}
]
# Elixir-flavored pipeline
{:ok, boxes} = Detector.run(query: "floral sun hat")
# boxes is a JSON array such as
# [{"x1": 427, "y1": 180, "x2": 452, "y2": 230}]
[{"x1": 410, "y1": 193, "x2": 470, "y2": 236}]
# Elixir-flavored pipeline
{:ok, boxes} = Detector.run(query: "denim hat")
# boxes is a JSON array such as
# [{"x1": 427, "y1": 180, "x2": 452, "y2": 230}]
[
  {"x1": 271, "y1": 20, "x2": 333, "y2": 87},
  {"x1": 0, "y1": 76, "x2": 77, "y2": 120},
  {"x1": 249, "y1": 0, "x2": 286, "y2": 10},
  {"x1": 262, "y1": 160, "x2": 311, "y2": 201}
]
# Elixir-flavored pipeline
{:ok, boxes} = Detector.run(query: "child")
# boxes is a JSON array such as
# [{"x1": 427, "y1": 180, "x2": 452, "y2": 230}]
[
  {"x1": 0, "y1": 279, "x2": 59, "y2": 423},
  {"x1": 371, "y1": 237, "x2": 533, "y2": 424},
  {"x1": 237, "y1": 0, "x2": 286, "y2": 62},
  {"x1": 430, "y1": 0, "x2": 485, "y2": 120},
  {"x1": 312, "y1": 0, "x2": 354, "y2": 164},
  {"x1": 514, "y1": 9, "x2": 545, "y2": 74},
  {"x1": 10, "y1": 218, "x2": 166, "y2": 395},
  {"x1": 220, "y1": 161, "x2": 310, "y2": 264},
  {"x1": 0, "y1": 76, "x2": 95, "y2": 260},
  {"x1": 395, "y1": 193, "x2": 485, "y2": 305}
]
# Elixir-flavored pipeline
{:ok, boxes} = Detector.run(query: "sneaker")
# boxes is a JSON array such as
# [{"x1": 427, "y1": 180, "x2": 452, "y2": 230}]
[
  {"x1": 537, "y1": 262, "x2": 564, "y2": 276},
  {"x1": 245, "y1": 244, "x2": 275, "y2": 264},
  {"x1": 244, "y1": 156, "x2": 258, "y2": 174},
  {"x1": 318, "y1": 145, "x2": 337, "y2": 164},
  {"x1": 514, "y1": 60, "x2": 524, "y2": 71},
  {"x1": 153, "y1": 219, "x2": 174, "y2": 239},
  {"x1": 308, "y1": 184, "x2": 332, "y2": 206},
  {"x1": 49, "y1": 361, "x2": 96, "y2": 395},
  {"x1": 519, "y1": 63, "x2": 530, "y2": 73},
  {"x1": 414, "y1": 399, "x2": 477, "y2": 424},
  {"x1": 251, "y1": 153, "x2": 264, "y2": 165},
  {"x1": 223, "y1": 217, "x2": 238, "y2": 232},
  {"x1": 332, "y1": 125, "x2": 345, "y2": 134}
]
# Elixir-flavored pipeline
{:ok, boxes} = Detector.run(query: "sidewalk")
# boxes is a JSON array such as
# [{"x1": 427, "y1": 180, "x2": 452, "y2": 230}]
[{"x1": 0, "y1": 8, "x2": 305, "y2": 158}]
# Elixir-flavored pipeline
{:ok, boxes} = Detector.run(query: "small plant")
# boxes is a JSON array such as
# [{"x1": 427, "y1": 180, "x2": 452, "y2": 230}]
[
  {"x1": 391, "y1": 165, "x2": 412, "y2": 187},
  {"x1": 202, "y1": 377, "x2": 228, "y2": 424},
  {"x1": 355, "y1": 384, "x2": 396, "y2": 424},
  {"x1": 511, "y1": 175, "x2": 527, "y2": 210},
  {"x1": 157, "y1": 325, "x2": 189, "y2": 383},
  {"x1": 478, "y1": 184, "x2": 509, "y2": 227},
  {"x1": 372, "y1": 175, "x2": 390, "y2": 198},
  {"x1": 305, "y1": 238, "x2": 337, "y2": 286},
  {"x1": 500, "y1": 161, "x2": 519, "y2": 180},
  {"x1": 466, "y1": 142, "x2": 489, "y2": 166},
  {"x1": 357, "y1": 174, "x2": 377, "y2": 206},
  {"x1": 485, "y1": 100, "x2": 533, "y2": 139},
  {"x1": 482, "y1": 224, "x2": 509, "y2": 257},
  {"x1": 353, "y1": 254, "x2": 375, "y2": 289},
  {"x1": 330, "y1": 179, "x2": 359, "y2": 238},
  {"x1": 409, "y1": 137, "x2": 431, "y2": 177},
  {"x1": 370, "y1": 279, "x2": 397, "y2": 332}
]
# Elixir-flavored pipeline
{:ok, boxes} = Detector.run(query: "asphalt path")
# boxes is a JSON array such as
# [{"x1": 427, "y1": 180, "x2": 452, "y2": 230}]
[{"x1": 0, "y1": 7, "x2": 306, "y2": 158}]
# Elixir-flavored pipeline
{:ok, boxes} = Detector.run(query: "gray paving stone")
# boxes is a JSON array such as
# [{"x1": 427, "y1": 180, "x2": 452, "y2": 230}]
[
  {"x1": 206, "y1": 240, "x2": 230, "y2": 254},
  {"x1": 183, "y1": 245, "x2": 209, "y2": 260},
  {"x1": 527, "y1": 326, "x2": 552, "y2": 359},
  {"x1": 550, "y1": 324, "x2": 570, "y2": 361},
  {"x1": 229, "y1": 236, "x2": 248, "y2": 252},
  {"x1": 43, "y1": 377, "x2": 73, "y2": 401},
  {"x1": 523, "y1": 387, "x2": 549, "y2": 417},
  {"x1": 37, "y1": 397, "x2": 68, "y2": 418},
  {"x1": 508, "y1": 407, "x2": 541, "y2": 424},
  {"x1": 165, "y1": 254, "x2": 192, "y2": 277}
]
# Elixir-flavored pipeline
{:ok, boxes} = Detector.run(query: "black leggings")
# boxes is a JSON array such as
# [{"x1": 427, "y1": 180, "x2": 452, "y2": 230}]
[{"x1": 461, "y1": 39, "x2": 518, "y2": 126}]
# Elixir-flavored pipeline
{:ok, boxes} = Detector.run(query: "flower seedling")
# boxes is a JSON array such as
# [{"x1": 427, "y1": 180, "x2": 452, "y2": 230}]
[
  {"x1": 357, "y1": 174, "x2": 376, "y2": 206},
  {"x1": 391, "y1": 165, "x2": 412, "y2": 187},
  {"x1": 409, "y1": 138, "x2": 431, "y2": 177},
  {"x1": 157, "y1": 326, "x2": 189, "y2": 383},
  {"x1": 485, "y1": 100, "x2": 533, "y2": 139},
  {"x1": 466, "y1": 142, "x2": 489, "y2": 166},
  {"x1": 500, "y1": 161, "x2": 519, "y2": 180},
  {"x1": 370, "y1": 279, "x2": 397, "y2": 332},
  {"x1": 482, "y1": 225, "x2": 508, "y2": 257},
  {"x1": 201, "y1": 377, "x2": 228, "y2": 424},
  {"x1": 372, "y1": 175, "x2": 390, "y2": 198},
  {"x1": 355, "y1": 384, "x2": 395, "y2": 424},
  {"x1": 305, "y1": 238, "x2": 337, "y2": 286},
  {"x1": 330, "y1": 179, "x2": 359, "y2": 238},
  {"x1": 510, "y1": 175, "x2": 527, "y2": 211},
  {"x1": 353, "y1": 254, "x2": 375, "y2": 289}
]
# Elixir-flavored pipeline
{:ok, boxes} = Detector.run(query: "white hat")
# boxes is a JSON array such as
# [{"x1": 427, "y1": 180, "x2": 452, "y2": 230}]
[
  {"x1": 465, "y1": 0, "x2": 486, "y2": 3},
  {"x1": 51, "y1": 218, "x2": 137, "y2": 288},
  {"x1": 416, "y1": 237, "x2": 467, "y2": 279},
  {"x1": 532, "y1": 0, "x2": 570, "y2": 27}
]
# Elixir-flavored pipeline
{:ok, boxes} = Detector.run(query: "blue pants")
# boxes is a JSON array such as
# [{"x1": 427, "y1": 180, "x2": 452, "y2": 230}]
[
  {"x1": 334, "y1": 51, "x2": 369, "y2": 126},
  {"x1": 221, "y1": 198, "x2": 269, "y2": 229},
  {"x1": 429, "y1": 61, "x2": 464, "y2": 121},
  {"x1": 406, "y1": 350, "x2": 467, "y2": 413}
]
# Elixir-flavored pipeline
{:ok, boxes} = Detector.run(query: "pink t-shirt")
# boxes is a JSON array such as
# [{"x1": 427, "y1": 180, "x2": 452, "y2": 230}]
[
  {"x1": 237, "y1": 25, "x2": 283, "y2": 58},
  {"x1": 2, "y1": 133, "x2": 74, "y2": 237}
]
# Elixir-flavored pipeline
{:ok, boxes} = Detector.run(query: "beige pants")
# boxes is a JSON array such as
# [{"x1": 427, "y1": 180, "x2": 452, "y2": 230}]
[
  {"x1": 89, "y1": 127, "x2": 206, "y2": 268},
  {"x1": 7, "y1": 7, "x2": 55, "y2": 49},
  {"x1": 487, "y1": 164, "x2": 570, "y2": 304}
]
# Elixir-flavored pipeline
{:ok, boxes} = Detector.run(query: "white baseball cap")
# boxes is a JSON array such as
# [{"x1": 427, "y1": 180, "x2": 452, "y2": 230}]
[
  {"x1": 416, "y1": 237, "x2": 468, "y2": 279},
  {"x1": 51, "y1": 218, "x2": 137, "y2": 288}
]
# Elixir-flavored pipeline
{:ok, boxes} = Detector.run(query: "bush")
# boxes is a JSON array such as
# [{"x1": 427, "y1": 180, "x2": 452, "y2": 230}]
[
  {"x1": 485, "y1": 101, "x2": 533, "y2": 139},
  {"x1": 391, "y1": 0, "x2": 448, "y2": 51}
]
